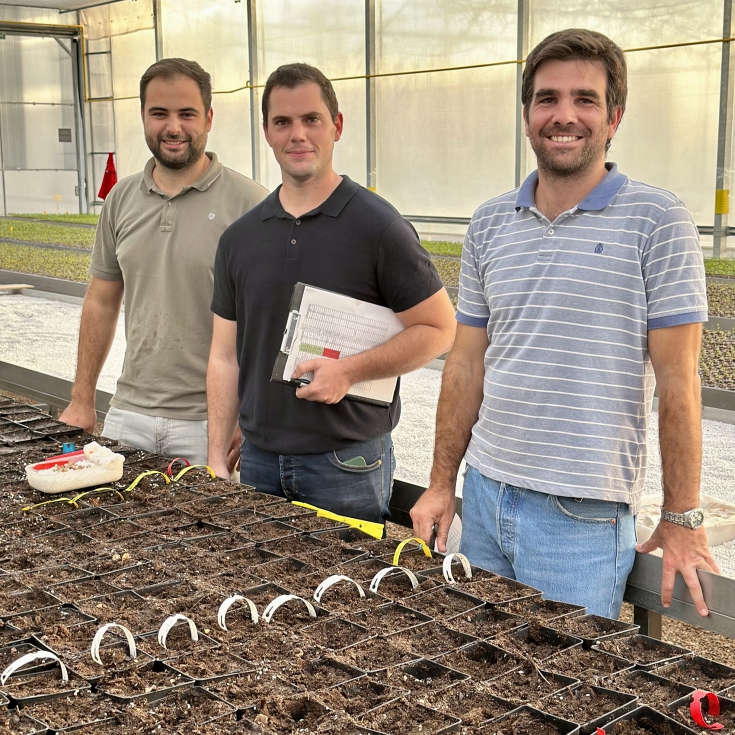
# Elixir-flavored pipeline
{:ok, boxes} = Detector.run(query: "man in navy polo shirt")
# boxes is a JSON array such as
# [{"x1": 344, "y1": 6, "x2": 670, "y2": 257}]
[
  {"x1": 207, "y1": 63, "x2": 455, "y2": 523},
  {"x1": 411, "y1": 29, "x2": 719, "y2": 617}
]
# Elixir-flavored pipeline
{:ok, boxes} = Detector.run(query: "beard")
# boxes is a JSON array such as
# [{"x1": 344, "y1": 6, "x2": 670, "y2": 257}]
[
  {"x1": 145, "y1": 131, "x2": 207, "y2": 171},
  {"x1": 530, "y1": 125, "x2": 607, "y2": 179}
]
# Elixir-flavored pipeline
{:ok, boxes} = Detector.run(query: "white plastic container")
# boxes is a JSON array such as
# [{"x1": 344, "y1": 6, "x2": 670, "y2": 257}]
[
  {"x1": 636, "y1": 493, "x2": 735, "y2": 547},
  {"x1": 25, "y1": 442, "x2": 125, "y2": 494}
]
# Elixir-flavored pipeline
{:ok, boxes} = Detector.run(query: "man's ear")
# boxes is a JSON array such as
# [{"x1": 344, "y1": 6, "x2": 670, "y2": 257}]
[
  {"x1": 522, "y1": 105, "x2": 529, "y2": 138},
  {"x1": 333, "y1": 112, "x2": 344, "y2": 142},
  {"x1": 206, "y1": 107, "x2": 213, "y2": 133},
  {"x1": 262, "y1": 121, "x2": 272, "y2": 148},
  {"x1": 607, "y1": 105, "x2": 624, "y2": 140}
]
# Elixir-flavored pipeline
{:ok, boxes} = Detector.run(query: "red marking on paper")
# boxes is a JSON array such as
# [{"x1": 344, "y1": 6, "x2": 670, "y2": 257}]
[{"x1": 323, "y1": 348, "x2": 340, "y2": 360}]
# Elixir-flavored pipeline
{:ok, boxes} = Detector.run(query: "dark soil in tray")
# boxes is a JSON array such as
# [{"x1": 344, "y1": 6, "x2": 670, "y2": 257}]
[
  {"x1": 301, "y1": 617, "x2": 369, "y2": 649},
  {"x1": 58, "y1": 508, "x2": 115, "y2": 529},
  {"x1": 102, "y1": 563, "x2": 175, "y2": 590},
  {"x1": 126, "y1": 508, "x2": 198, "y2": 531},
  {"x1": 77, "y1": 554, "x2": 148, "y2": 577},
  {"x1": 179, "y1": 531, "x2": 253, "y2": 554},
  {"x1": 0, "y1": 589, "x2": 60, "y2": 617},
  {"x1": 378, "y1": 548, "x2": 445, "y2": 572},
  {"x1": 0, "y1": 669, "x2": 89, "y2": 698},
  {"x1": 67, "y1": 647, "x2": 155, "y2": 680},
  {"x1": 123, "y1": 687, "x2": 234, "y2": 728},
  {"x1": 250, "y1": 695, "x2": 334, "y2": 735},
  {"x1": 76, "y1": 593, "x2": 163, "y2": 633},
  {"x1": 23, "y1": 692, "x2": 121, "y2": 730},
  {"x1": 539, "y1": 685, "x2": 632, "y2": 727},
  {"x1": 597, "y1": 636, "x2": 690, "y2": 667},
  {"x1": 495, "y1": 624, "x2": 579, "y2": 663},
  {"x1": 1, "y1": 514, "x2": 66, "y2": 539},
  {"x1": 140, "y1": 577, "x2": 201, "y2": 601},
  {"x1": 336, "y1": 636, "x2": 418, "y2": 672},
  {"x1": 501, "y1": 597, "x2": 585, "y2": 622},
  {"x1": 369, "y1": 574, "x2": 443, "y2": 601},
  {"x1": 358, "y1": 700, "x2": 457, "y2": 735},
  {"x1": 546, "y1": 647, "x2": 632, "y2": 683},
  {"x1": 220, "y1": 624, "x2": 321, "y2": 664},
  {"x1": 604, "y1": 714, "x2": 685, "y2": 735},
  {"x1": 405, "y1": 586, "x2": 482, "y2": 618},
  {"x1": 239, "y1": 520, "x2": 300, "y2": 544},
  {"x1": 150, "y1": 590, "x2": 222, "y2": 629},
  {"x1": 97, "y1": 662, "x2": 190, "y2": 698},
  {"x1": 207, "y1": 670, "x2": 301, "y2": 707},
  {"x1": 0, "y1": 577, "x2": 30, "y2": 597},
  {"x1": 319, "y1": 678, "x2": 405, "y2": 716},
  {"x1": 610, "y1": 671, "x2": 694, "y2": 710},
  {"x1": 275, "y1": 657, "x2": 363, "y2": 691},
  {"x1": 170, "y1": 648, "x2": 251, "y2": 681},
  {"x1": 418, "y1": 679, "x2": 514, "y2": 725},
  {"x1": 252, "y1": 557, "x2": 318, "y2": 589},
  {"x1": 672, "y1": 699, "x2": 735, "y2": 731},
  {"x1": 462, "y1": 575, "x2": 540, "y2": 604},
  {"x1": 554, "y1": 614, "x2": 636, "y2": 641},
  {"x1": 10, "y1": 604, "x2": 92, "y2": 634},
  {"x1": 654, "y1": 657, "x2": 735, "y2": 693},
  {"x1": 446, "y1": 607, "x2": 524, "y2": 639},
  {"x1": 493, "y1": 708, "x2": 572, "y2": 734},
  {"x1": 18, "y1": 565, "x2": 89, "y2": 588},
  {"x1": 439, "y1": 642, "x2": 522, "y2": 683},
  {"x1": 313, "y1": 544, "x2": 368, "y2": 568},
  {"x1": 376, "y1": 658, "x2": 466, "y2": 693},
  {"x1": 260, "y1": 535, "x2": 326, "y2": 561},
  {"x1": 200, "y1": 569, "x2": 263, "y2": 596},
  {"x1": 0, "y1": 709, "x2": 46, "y2": 735},
  {"x1": 34, "y1": 622, "x2": 110, "y2": 657},
  {"x1": 389, "y1": 621, "x2": 474, "y2": 657},
  {"x1": 176, "y1": 491, "x2": 256, "y2": 517},
  {"x1": 0, "y1": 642, "x2": 42, "y2": 673},
  {"x1": 351, "y1": 603, "x2": 433, "y2": 634},
  {"x1": 51, "y1": 577, "x2": 120, "y2": 603},
  {"x1": 275, "y1": 513, "x2": 346, "y2": 533},
  {"x1": 488, "y1": 666, "x2": 575, "y2": 704}
]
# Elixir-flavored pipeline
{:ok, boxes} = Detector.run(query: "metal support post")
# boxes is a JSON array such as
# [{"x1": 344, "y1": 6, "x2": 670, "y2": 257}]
[
  {"x1": 247, "y1": 0, "x2": 262, "y2": 184},
  {"x1": 365, "y1": 0, "x2": 377, "y2": 191},
  {"x1": 153, "y1": 0, "x2": 164, "y2": 61},
  {"x1": 514, "y1": 0, "x2": 529, "y2": 188},
  {"x1": 71, "y1": 37, "x2": 89, "y2": 214},
  {"x1": 714, "y1": 0, "x2": 734, "y2": 258}
]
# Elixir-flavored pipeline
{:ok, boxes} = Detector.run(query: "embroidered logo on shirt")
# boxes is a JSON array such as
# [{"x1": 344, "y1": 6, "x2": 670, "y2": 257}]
[
  {"x1": 208, "y1": 213, "x2": 215, "y2": 220},
  {"x1": 594, "y1": 243, "x2": 604, "y2": 253}
]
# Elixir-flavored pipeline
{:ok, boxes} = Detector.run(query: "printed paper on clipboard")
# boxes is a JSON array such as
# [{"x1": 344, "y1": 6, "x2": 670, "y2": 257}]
[{"x1": 271, "y1": 283, "x2": 405, "y2": 406}]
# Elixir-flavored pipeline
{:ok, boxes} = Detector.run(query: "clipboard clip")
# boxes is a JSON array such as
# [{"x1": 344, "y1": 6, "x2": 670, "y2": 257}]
[{"x1": 280, "y1": 310, "x2": 300, "y2": 355}]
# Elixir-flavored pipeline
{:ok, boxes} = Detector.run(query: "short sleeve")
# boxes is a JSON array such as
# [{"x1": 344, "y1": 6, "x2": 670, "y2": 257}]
[
  {"x1": 642, "y1": 202, "x2": 708, "y2": 330},
  {"x1": 88, "y1": 194, "x2": 123, "y2": 281},
  {"x1": 210, "y1": 233, "x2": 237, "y2": 321},
  {"x1": 456, "y1": 227, "x2": 490, "y2": 327},
  {"x1": 375, "y1": 218, "x2": 444, "y2": 313}
]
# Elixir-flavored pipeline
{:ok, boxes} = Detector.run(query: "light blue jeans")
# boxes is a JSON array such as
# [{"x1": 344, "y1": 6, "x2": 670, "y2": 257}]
[
  {"x1": 102, "y1": 407, "x2": 208, "y2": 465},
  {"x1": 240, "y1": 434, "x2": 395, "y2": 524},
  {"x1": 460, "y1": 466, "x2": 636, "y2": 618}
]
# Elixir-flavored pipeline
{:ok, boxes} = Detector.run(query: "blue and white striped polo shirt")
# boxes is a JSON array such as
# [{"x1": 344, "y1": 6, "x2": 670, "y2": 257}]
[{"x1": 457, "y1": 164, "x2": 707, "y2": 511}]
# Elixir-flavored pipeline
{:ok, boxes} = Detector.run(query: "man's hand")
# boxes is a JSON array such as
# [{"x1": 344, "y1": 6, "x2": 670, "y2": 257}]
[
  {"x1": 226, "y1": 426, "x2": 242, "y2": 474},
  {"x1": 637, "y1": 522, "x2": 720, "y2": 616},
  {"x1": 410, "y1": 486, "x2": 456, "y2": 553},
  {"x1": 59, "y1": 400, "x2": 97, "y2": 433},
  {"x1": 209, "y1": 461, "x2": 231, "y2": 480},
  {"x1": 292, "y1": 358, "x2": 352, "y2": 404}
]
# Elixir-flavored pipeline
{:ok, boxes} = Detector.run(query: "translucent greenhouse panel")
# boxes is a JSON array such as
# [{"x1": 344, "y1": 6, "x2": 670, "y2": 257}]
[
  {"x1": 612, "y1": 44, "x2": 720, "y2": 225},
  {"x1": 90, "y1": 101, "x2": 116, "y2": 152},
  {"x1": 258, "y1": 0, "x2": 365, "y2": 79},
  {"x1": 161, "y1": 0, "x2": 250, "y2": 92},
  {"x1": 0, "y1": 174, "x2": 5, "y2": 215},
  {"x1": 375, "y1": 66, "x2": 516, "y2": 217},
  {"x1": 113, "y1": 99, "x2": 151, "y2": 179},
  {"x1": 206, "y1": 90, "x2": 252, "y2": 179},
  {"x1": 111, "y1": 28, "x2": 156, "y2": 101},
  {"x1": 376, "y1": 0, "x2": 517, "y2": 73},
  {"x1": 88, "y1": 52, "x2": 113, "y2": 100},
  {"x1": 81, "y1": 0, "x2": 154, "y2": 42},
  {"x1": 529, "y1": 0, "x2": 722, "y2": 48},
  {"x1": 0, "y1": 102, "x2": 77, "y2": 171},
  {"x1": 4, "y1": 170, "x2": 79, "y2": 214}
]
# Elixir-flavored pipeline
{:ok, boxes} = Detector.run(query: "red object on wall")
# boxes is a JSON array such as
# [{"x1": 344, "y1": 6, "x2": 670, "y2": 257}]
[{"x1": 97, "y1": 152, "x2": 118, "y2": 200}]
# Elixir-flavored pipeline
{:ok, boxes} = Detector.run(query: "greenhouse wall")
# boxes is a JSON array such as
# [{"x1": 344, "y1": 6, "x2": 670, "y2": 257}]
[{"x1": 0, "y1": 0, "x2": 732, "y2": 256}]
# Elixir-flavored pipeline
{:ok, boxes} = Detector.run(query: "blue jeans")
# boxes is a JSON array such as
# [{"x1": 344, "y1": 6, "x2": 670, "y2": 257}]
[
  {"x1": 460, "y1": 466, "x2": 636, "y2": 618},
  {"x1": 239, "y1": 434, "x2": 395, "y2": 524}
]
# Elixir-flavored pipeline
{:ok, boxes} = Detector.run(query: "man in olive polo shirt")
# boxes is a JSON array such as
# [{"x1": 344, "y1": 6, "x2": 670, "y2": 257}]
[{"x1": 60, "y1": 58, "x2": 267, "y2": 464}]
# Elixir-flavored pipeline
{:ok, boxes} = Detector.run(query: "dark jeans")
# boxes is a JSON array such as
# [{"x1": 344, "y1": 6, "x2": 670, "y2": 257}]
[{"x1": 240, "y1": 434, "x2": 395, "y2": 523}]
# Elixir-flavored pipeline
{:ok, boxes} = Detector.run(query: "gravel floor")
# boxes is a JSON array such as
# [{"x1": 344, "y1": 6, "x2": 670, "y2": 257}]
[{"x1": 2, "y1": 292, "x2": 735, "y2": 574}]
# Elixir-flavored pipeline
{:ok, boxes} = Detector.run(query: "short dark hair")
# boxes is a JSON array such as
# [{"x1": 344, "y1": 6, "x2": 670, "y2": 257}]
[
  {"x1": 522, "y1": 29, "x2": 627, "y2": 124},
  {"x1": 140, "y1": 58, "x2": 212, "y2": 111},
  {"x1": 262, "y1": 63, "x2": 339, "y2": 123}
]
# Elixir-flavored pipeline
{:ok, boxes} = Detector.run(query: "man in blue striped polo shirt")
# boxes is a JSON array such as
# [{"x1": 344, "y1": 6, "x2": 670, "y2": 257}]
[{"x1": 411, "y1": 28, "x2": 720, "y2": 618}]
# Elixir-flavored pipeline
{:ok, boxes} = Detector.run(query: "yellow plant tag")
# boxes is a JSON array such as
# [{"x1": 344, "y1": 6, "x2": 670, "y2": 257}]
[
  {"x1": 290, "y1": 501, "x2": 384, "y2": 540},
  {"x1": 392, "y1": 537, "x2": 432, "y2": 567}
]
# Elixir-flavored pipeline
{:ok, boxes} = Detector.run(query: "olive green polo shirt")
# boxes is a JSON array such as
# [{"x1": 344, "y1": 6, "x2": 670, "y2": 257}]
[{"x1": 90, "y1": 152, "x2": 268, "y2": 420}]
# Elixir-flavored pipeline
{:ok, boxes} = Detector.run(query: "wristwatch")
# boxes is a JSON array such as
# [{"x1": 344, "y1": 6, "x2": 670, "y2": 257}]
[{"x1": 660, "y1": 507, "x2": 705, "y2": 530}]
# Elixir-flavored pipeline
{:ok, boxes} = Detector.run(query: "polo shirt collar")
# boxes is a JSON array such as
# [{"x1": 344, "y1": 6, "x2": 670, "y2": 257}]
[
  {"x1": 141, "y1": 151, "x2": 223, "y2": 195},
  {"x1": 261, "y1": 175, "x2": 360, "y2": 221},
  {"x1": 515, "y1": 162, "x2": 627, "y2": 211}
]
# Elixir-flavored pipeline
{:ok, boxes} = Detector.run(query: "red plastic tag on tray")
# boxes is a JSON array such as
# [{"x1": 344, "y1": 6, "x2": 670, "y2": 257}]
[
  {"x1": 690, "y1": 689, "x2": 724, "y2": 730},
  {"x1": 596, "y1": 729, "x2": 606, "y2": 735},
  {"x1": 167, "y1": 457, "x2": 190, "y2": 477}
]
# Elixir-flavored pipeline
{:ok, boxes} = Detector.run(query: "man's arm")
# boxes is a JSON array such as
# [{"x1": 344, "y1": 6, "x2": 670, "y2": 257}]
[
  {"x1": 59, "y1": 276, "x2": 124, "y2": 432},
  {"x1": 292, "y1": 288, "x2": 456, "y2": 404},
  {"x1": 410, "y1": 323, "x2": 489, "y2": 551},
  {"x1": 206, "y1": 315, "x2": 241, "y2": 479},
  {"x1": 637, "y1": 322, "x2": 720, "y2": 616}
]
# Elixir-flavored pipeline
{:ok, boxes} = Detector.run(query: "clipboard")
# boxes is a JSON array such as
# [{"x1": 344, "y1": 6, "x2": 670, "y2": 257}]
[{"x1": 271, "y1": 282, "x2": 405, "y2": 406}]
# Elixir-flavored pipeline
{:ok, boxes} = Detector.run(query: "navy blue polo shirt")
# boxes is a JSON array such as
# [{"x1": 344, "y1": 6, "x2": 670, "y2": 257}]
[{"x1": 212, "y1": 176, "x2": 444, "y2": 455}]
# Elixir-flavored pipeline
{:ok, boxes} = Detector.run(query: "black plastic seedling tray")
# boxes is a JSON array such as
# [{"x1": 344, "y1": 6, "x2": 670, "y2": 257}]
[{"x1": 602, "y1": 704, "x2": 698, "y2": 734}]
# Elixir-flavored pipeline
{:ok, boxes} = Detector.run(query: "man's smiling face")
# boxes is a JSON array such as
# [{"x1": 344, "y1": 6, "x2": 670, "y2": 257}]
[{"x1": 524, "y1": 58, "x2": 621, "y2": 178}]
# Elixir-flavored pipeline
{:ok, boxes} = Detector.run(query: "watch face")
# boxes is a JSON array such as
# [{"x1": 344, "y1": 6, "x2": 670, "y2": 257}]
[{"x1": 688, "y1": 510, "x2": 705, "y2": 529}]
